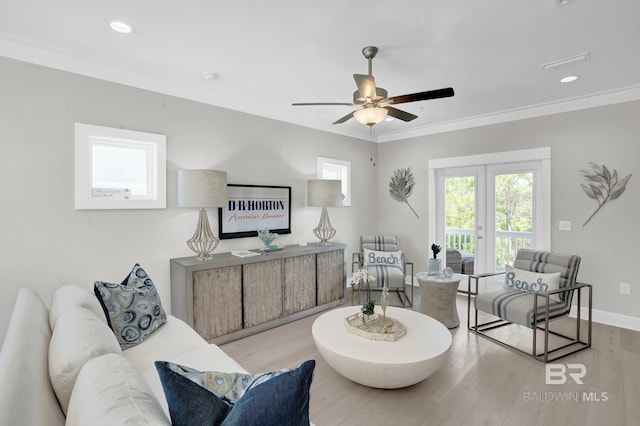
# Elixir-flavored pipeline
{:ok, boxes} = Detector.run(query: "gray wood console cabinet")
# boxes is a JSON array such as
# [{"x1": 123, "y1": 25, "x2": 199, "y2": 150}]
[{"x1": 170, "y1": 243, "x2": 346, "y2": 344}]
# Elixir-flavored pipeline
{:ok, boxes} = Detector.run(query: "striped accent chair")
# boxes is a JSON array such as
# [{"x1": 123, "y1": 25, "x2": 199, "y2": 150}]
[
  {"x1": 470, "y1": 249, "x2": 592, "y2": 362},
  {"x1": 351, "y1": 236, "x2": 414, "y2": 307}
]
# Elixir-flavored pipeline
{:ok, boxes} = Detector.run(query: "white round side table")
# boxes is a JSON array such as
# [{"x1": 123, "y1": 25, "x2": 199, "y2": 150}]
[{"x1": 416, "y1": 272, "x2": 461, "y2": 329}]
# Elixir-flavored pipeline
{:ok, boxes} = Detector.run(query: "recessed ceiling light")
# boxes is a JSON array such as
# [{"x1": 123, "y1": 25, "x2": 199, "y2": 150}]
[
  {"x1": 110, "y1": 20, "x2": 133, "y2": 34},
  {"x1": 384, "y1": 116, "x2": 394, "y2": 122},
  {"x1": 560, "y1": 75, "x2": 579, "y2": 83}
]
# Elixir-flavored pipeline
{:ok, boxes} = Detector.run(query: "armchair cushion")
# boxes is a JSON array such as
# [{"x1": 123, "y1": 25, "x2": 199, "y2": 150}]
[
  {"x1": 446, "y1": 249, "x2": 462, "y2": 273},
  {"x1": 475, "y1": 288, "x2": 569, "y2": 328},
  {"x1": 512, "y1": 249, "x2": 580, "y2": 300},
  {"x1": 360, "y1": 235, "x2": 399, "y2": 252},
  {"x1": 363, "y1": 265, "x2": 405, "y2": 289}
]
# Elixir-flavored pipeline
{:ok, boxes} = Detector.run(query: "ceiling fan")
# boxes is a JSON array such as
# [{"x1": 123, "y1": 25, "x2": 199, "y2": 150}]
[{"x1": 292, "y1": 46, "x2": 454, "y2": 126}]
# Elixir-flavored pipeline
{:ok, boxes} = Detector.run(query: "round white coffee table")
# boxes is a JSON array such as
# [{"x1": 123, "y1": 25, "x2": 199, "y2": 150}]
[{"x1": 312, "y1": 306, "x2": 452, "y2": 389}]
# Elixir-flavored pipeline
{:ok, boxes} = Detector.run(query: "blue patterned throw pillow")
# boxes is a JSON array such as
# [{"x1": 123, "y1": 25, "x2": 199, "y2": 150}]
[
  {"x1": 94, "y1": 263, "x2": 167, "y2": 350},
  {"x1": 154, "y1": 359, "x2": 315, "y2": 426}
]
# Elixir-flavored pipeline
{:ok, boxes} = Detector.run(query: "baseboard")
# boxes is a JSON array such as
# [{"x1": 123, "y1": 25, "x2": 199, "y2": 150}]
[{"x1": 569, "y1": 306, "x2": 640, "y2": 331}]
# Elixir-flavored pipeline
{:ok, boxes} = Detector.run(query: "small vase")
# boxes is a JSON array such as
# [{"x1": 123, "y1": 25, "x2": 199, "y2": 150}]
[
  {"x1": 428, "y1": 258, "x2": 441, "y2": 275},
  {"x1": 381, "y1": 285, "x2": 389, "y2": 318}
]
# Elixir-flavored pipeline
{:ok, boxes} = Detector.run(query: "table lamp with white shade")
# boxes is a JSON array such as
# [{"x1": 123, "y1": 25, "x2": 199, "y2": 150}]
[
  {"x1": 308, "y1": 179, "x2": 343, "y2": 245},
  {"x1": 178, "y1": 170, "x2": 227, "y2": 260}
]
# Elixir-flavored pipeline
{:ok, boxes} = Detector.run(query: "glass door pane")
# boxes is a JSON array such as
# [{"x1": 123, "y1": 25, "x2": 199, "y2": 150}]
[
  {"x1": 493, "y1": 172, "x2": 534, "y2": 271},
  {"x1": 437, "y1": 166, "x2": 484, "y2": 283},
  {"x1": 431, "y1": 149, "x2": 550, "y2": 292},
  {"x1": 444, "y1": 175, "x2": 476, "y2": 275}
]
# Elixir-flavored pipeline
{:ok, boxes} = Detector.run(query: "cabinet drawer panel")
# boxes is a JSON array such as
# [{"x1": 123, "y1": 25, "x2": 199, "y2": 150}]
[
  {"x1": 284, "y1": 255, "x2": 316, "y2": 315},
  {"x1": 243, "y1": 260, "x2": 283, "y2": 328},
  {"x1": 192, "y1": 266, "x2": 242, "y2": 340},
  {"x1": 317, "y1": 249, "x2": 345, "y2": 305}
]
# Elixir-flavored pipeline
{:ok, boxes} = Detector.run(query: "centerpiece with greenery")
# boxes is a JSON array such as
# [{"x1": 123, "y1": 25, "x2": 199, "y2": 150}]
[{"x1": 360, "y1": 299, "x2": 377, "y2": 325}]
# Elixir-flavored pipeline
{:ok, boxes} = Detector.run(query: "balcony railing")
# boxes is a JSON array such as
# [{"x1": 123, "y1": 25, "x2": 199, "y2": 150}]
[
  {"x1": 445, "y1": 228, "x2": 475, "y2": 254},
  {"x1": 445, "y1": 228, "x2": 533, "y2": 270}
]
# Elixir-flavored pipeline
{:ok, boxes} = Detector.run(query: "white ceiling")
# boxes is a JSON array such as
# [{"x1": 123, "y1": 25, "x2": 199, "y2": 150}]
[{"x1": 1, "y1": 0, "x2": 639, "y2": 142}]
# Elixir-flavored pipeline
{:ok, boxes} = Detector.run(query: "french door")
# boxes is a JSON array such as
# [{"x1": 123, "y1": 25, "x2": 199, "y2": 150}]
[{"x1": 428, "y1": 149, "x2": 551, "y2": 289}]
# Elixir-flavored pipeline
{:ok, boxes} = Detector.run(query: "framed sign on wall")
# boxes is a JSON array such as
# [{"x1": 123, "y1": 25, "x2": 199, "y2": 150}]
[{"x1": 218, "y1": 184, "x2": 291, "y2": 239}]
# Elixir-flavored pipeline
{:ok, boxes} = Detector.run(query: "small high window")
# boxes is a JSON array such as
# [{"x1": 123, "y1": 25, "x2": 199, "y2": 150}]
[
  {"x1": 75, "y1": 123, "x2": 166, "y2": 209},
  {"x1": 317, "y1": 156, "x2": 351, "y2": 206}
]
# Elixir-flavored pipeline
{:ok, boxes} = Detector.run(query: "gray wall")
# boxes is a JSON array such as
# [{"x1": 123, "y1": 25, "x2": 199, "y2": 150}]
[
  {"x1": 0, "y1": 57, "x2": 378, "y2": 342},
  {"x1": 376, "y1": 102, "x2": 640, "y2": 323},
  {"x1": 1, "y1": 55, "x2": 638, "y2": 341}
]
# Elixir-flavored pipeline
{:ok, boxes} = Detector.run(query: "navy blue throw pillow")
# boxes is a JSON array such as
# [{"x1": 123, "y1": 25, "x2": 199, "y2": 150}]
[{"x1": 155, "y1": 359, "x2": 315, "y2": 426}]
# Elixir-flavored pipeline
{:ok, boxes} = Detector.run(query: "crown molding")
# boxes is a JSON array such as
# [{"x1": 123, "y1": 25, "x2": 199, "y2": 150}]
[{"x1": 377, "y1": 85, "x2": 640, "y2": 143}]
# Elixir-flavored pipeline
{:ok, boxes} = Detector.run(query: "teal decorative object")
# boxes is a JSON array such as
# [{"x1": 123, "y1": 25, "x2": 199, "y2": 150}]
[{"x1": 257, "y1": 229, "x2": 278, "y2": 247}]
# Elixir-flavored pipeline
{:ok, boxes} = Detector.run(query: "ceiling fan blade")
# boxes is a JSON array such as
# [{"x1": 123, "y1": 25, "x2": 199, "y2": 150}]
[
  {"x1": 332, "y1": 111, "x2": 354, "y2": 124},
  {"x1": 387, "y1": 87, "x2": 455, "y2": 105},
  {"x1": 384, "y1": 106, "x2": 418, "y2": 122},
  {"x1": 353, "y1": 74, "x2": 376, "y2": 100},
  {"x1": 292, "y1": 102, "x2": 354, "y2": 106}
]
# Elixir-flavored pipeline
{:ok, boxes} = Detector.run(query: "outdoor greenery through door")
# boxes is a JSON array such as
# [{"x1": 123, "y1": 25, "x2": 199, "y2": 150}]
[{"x1": 429, "y1": 148, "x2": 551, "y2": 286}]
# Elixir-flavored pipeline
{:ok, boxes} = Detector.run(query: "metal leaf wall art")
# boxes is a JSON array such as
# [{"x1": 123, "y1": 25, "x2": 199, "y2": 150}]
[
  {"x1": 389, "y1": 168, "x2": 419, "y2": 218},
  {"x1": 580, "y1": 162, "x2": 632, "y2": 227}
]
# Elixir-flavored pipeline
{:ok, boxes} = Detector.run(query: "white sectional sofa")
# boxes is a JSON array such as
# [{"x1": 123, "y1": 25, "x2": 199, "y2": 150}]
[{"x1": 0, "y1": 285, "x2": 249, "y2": 425}]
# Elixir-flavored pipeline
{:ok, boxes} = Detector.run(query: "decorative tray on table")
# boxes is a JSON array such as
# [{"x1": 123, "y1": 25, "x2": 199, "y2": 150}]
[{"x1": 344, "y1": 313, "x2": 407, "y2": 342}]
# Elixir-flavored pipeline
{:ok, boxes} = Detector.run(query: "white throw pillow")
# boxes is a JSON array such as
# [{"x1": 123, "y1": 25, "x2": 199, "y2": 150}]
[
  {"x1": 504, "y1": 265, "x2": 561, "y2": 299},
  {"x1": 363, "y1": 249, "x2": 402, "y2": 270},
  {"x1": 66, "y1": 353, "x2": 170, "y2": 426},
  {"x1": 49, "y1": 284, "x2": 107, "y2": 330},
  {"x1": 49, "y1": 307, "x2": 122, "y2": 415}
]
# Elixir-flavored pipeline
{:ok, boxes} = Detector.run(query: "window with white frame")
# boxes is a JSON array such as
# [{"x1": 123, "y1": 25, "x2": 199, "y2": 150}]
[
  {"x1": 317, "y1": 156, "x2": 351, "y2": 206},
  {"x1": 75, "y1": 123, "x2": 166, "y2": 209}
]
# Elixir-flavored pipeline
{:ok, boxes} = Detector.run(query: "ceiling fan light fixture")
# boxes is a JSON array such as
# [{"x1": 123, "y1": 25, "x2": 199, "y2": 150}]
[{"x1": 354, "y1": 107, "x2": 388, "y2": 126}]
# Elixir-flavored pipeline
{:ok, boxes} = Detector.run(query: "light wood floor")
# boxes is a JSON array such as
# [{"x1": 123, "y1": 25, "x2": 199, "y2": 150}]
[{"x1": 220, "y1": 290, "x2": 640, "y2": 426}]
